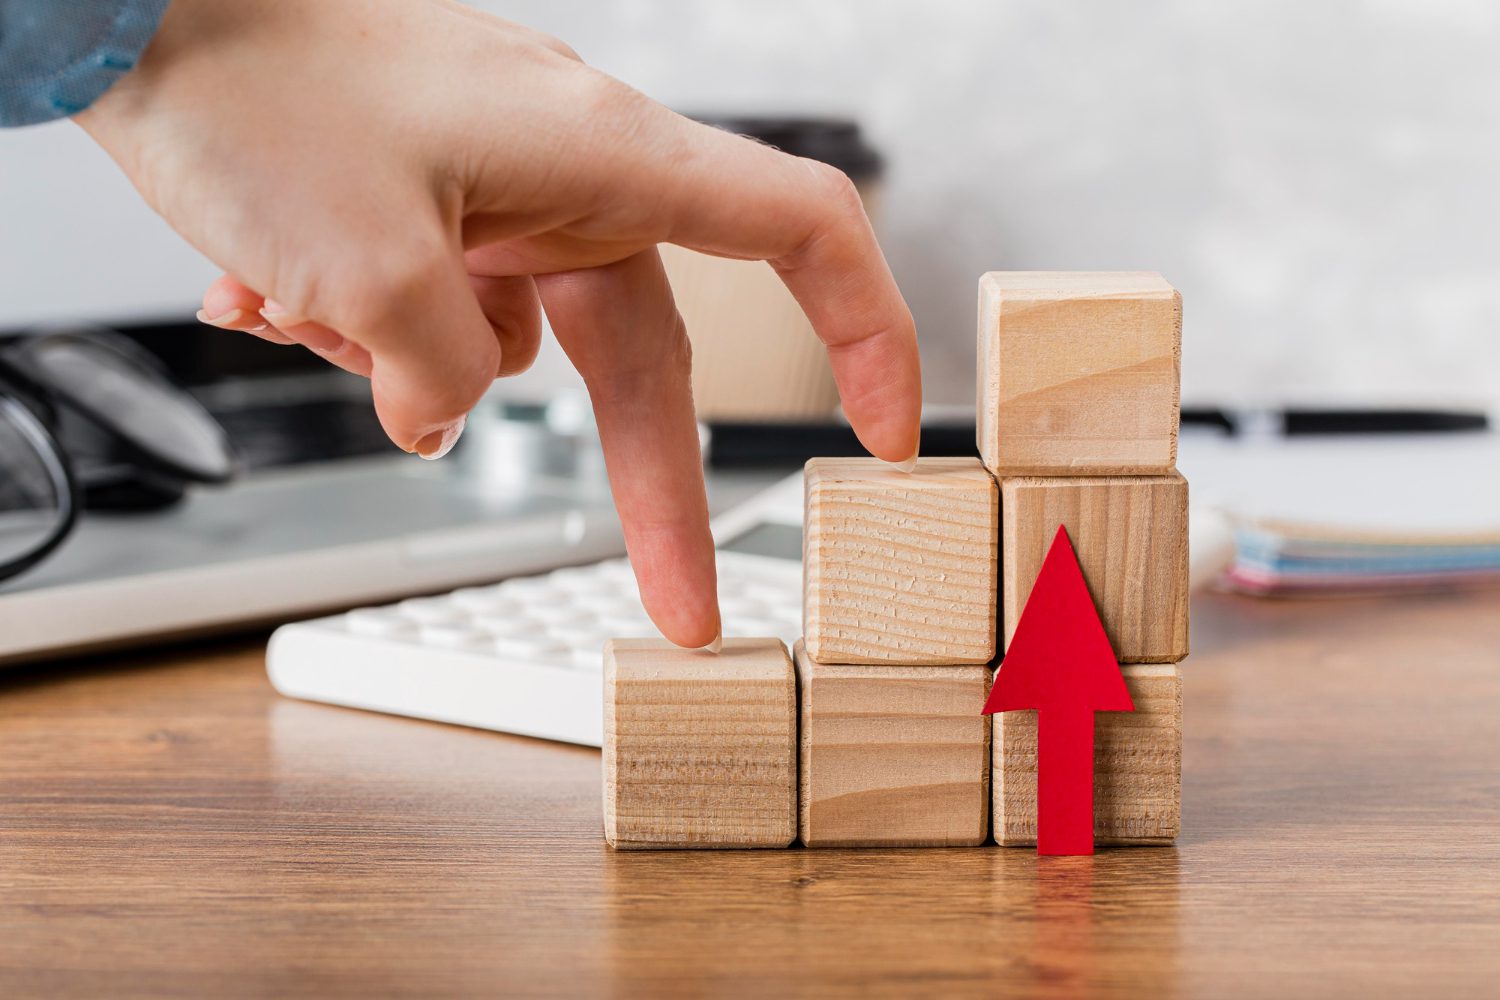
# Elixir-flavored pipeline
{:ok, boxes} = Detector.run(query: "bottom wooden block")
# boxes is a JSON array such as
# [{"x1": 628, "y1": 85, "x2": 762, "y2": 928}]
[
  {"x1": 795, "y1": 642, "x2": 991, "y2": 847},
  {"x1": 993, "y1": 663, "x2": 1182, "y2": 846},
  {"x1": 603, "y1": 637, "x2": 796, "y2": 849}
]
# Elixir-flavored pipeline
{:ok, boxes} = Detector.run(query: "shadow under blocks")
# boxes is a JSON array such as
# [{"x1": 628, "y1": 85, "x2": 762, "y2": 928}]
[{"x1": 602, "y1": 271, "x2": 1184, "y2": 851}]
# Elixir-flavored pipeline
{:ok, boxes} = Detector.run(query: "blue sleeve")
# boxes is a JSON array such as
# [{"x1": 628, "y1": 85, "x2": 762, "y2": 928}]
[{"x1": 0, "y1": 0, "x2": 171, "y2": 127}]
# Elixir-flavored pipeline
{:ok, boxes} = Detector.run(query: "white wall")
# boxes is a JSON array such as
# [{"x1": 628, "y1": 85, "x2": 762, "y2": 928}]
[{"x1": 3, "y1": 0, "x2": 1498, "y2": 410}]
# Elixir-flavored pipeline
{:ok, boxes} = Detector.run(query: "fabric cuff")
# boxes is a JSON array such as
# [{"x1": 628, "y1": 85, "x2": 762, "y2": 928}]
[{"x1": 0, "y1": 0, "x2": 172, "y2": 128}]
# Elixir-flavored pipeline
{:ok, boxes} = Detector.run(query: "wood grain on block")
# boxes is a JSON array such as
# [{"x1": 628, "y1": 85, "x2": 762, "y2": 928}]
[
  {"x1": 977, "y1": 271, "x2": 1181, "y2": 476},
  {"x1": 603, "y1": 638, "x2": 796, "y2": 849},
  {"x1": 1002, "y1": 473, "x2": 1189, "y2": 663},
  {"x1": 803, "y1": 457, "x2": 998, "y2": 664},
  {"x1": 794, "y1": 642, "x2": 990, "y2": 848},
  {"x1": 994, "y1": 663, "x2": 1182, "y2": 846}
]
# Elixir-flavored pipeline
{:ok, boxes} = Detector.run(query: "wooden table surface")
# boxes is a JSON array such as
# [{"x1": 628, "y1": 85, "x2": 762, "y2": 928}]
[{"x1": 3, "y1": 589, "x2": 1500, "y2": 998}]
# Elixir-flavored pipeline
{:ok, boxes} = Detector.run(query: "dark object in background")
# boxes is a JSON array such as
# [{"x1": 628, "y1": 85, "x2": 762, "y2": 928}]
[
  {"x1": 209, "y1": 394, "x2": 393, "y2": 470},
  {"x1": 5, "y1": 316, "x2": 393, "y2": 471},
  {"x1": 0, "y1": 327, "x2": 237, "y2": 582},
  {"x1": 85, "y1": 316, "x2": 321, "y2": 387},
  {"x1": 1178, "y1": 407, "x2": 1488, "y2": 438},
  {"x1": 707, "y1": 420, "x2": 979, "y2": 469},
  {"x1": 708, "y1": 414, "x2": 1225, "y2": 468},
  {"x1": 704, "y1": 407, "x2": 1492, "y2": 468},
  {"x1": 687, "y1": 115, "x2": 884, "y2": 182},
  {"x1": 0, "y1": 327, "x2": 235, "y2": 488},
  {"x1": 1281, "y1": 409, "x2": 1488, "y2": 435},
  {"x1": 1179, "y1": 407, "x2": 1236, "y2": 435}
]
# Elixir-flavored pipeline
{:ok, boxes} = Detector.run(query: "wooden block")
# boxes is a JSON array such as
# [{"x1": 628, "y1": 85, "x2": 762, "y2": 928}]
[
  {"x1": 1002, "y1": 473, "x2": 1189, "y2": 663},
  {"x1": 603, "y1": 638, "x2": 796, "y2": 849},
  {"x1": 993, "y1": 663, "x2": 1181, "y2": 846},
  {"x1": 794, "y1": 642, "x2": 990, "y2": 848},
  {"x1": 803, "y1": 457, "x2": 998, "y2": 664},
  {"x1": 977, "y1": 271, "x2": 1181, "y2": 476}
]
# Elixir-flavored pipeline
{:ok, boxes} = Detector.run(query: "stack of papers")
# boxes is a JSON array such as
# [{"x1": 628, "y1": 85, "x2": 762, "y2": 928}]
[
  {"x1": 1225, "y1": 522, "x2": 1500, "y2": 595},
  {"x1": 1177, "y1": 431, "x2": 1500, "y2": 596}
]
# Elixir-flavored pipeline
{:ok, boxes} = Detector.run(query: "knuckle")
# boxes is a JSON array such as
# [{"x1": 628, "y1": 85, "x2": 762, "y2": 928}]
[
  {"x1": 323, "y1": 248, "x2": 447, "y2": 336},
  {"x1": 506, "y1": 21, "x2": 584, "y2": 64},
  {"x1": 582, "y1": 71, "x2": 650, "y2": 126},
  {"x1": 771, "y1": 160, "x2": 868, "y2": 275},
  {"x1": 806, "y1": 159, "x2": 864, "y2": 217},
  {"x1": 374, "y1": 245, "x2": 448, "y2": 303},
  {"x1": 538, "y1": 32, "x2": 583, "y2": 62}
]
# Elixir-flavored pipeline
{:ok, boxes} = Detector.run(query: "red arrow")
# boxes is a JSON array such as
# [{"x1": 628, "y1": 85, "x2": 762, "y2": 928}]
[{"x1": 984, "y1": 525, "x2": 1134, "y2": 855}]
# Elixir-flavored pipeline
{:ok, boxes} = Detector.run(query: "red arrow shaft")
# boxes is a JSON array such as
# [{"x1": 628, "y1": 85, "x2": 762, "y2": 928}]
[{"x1": 1036, "y1": 707, "x2": 1097, "y2": 856}]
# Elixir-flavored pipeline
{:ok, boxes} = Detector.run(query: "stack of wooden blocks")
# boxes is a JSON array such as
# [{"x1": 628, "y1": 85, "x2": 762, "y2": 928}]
[{"x1": 603, "y1": 272, "x2": 1185, "y2": 851}]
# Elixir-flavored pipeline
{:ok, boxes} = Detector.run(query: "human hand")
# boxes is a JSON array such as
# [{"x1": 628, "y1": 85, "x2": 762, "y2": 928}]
[{"x1": 75, "y1": 0, "x2": 921, "y2": 649}]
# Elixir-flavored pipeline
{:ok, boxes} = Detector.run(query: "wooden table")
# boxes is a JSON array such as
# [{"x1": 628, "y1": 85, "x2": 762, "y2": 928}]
[{"x1": 3, "y1": 589, "x2": 1499, "y2": 998}]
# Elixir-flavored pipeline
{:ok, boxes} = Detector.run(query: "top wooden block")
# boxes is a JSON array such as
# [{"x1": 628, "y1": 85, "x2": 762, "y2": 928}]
[
  {"x1": 977, "y1": 271, "x2": 1181, "y2": 476},
  {"x1": 803, "y1": 457, "x2": 997, "y2": 664}
]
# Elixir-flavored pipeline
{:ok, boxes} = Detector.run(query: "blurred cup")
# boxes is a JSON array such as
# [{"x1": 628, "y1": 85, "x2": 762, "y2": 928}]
[{"x1": 663, "y1": 117, "x2": 884, "y2": 422}]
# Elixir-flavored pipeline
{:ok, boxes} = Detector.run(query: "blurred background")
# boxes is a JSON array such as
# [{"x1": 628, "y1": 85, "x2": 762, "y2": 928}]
[
  {"x1": 4, "y1": 0, "x2": 1500, "y2": 411},
  {"x1": 4, "y1": 0, "x2": 1500, "y2": 665}
]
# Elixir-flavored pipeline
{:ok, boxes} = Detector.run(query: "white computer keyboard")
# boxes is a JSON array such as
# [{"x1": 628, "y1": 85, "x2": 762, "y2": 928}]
[{"x1": 267, "y1": 551, "x2": 802, "y2": 746}]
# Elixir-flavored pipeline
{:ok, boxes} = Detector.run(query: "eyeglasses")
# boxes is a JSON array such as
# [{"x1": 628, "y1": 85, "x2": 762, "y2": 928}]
[{"x1": 0, "y1": 327, "x2": 237, "y2": 584}]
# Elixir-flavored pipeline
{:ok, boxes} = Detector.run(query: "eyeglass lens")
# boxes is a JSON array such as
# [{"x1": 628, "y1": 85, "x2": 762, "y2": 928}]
[{"x1": 0, "y1": 400, "x2": 68, "y2": 566}]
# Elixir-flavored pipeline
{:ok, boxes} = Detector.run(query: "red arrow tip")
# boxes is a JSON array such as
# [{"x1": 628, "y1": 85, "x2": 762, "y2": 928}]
[{"x1": 983, "y1": 525, "x2": 1132, "y2": 715}]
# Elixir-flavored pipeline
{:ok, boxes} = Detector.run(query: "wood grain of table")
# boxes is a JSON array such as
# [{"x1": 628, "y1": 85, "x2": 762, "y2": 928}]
[{"x1": 3, "y1": 590, "x2": 1499, "y2": 999}]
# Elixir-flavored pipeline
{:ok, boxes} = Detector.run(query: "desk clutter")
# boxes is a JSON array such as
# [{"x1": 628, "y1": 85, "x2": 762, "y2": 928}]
[
  {"x1": 603, "y1": 272, "x2": 1187, "y2": 854},
  {"x1": 1176, "y1": 429, "x2": 1500, "y2": 598}
]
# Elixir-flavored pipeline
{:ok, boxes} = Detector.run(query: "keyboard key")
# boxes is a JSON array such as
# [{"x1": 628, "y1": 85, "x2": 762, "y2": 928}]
[
  {"x1": 345, "y1": 608, "x2": 416, "y2": 637},
  {"x1": 419, "y1": 623, "x2": 491, "y2": 649},
  {"x1": 598, "y1": 616, "x2": 658, "y2": 637},
  {"x1": 595, "y1": 606, "x2": 652, "y2": 625},
  {"x1": 592, "y1": 564, "x2": 639, "y2": 593},
  {"x1": 574, "y1": 594, "x2": 636, "y2": 616},
  {"x1": 472, "y1": 611, "x2": 536, "y2": 637},
  {"x1": 593, "y1": 559, "x2": 634, "y2": 579},
  {"x1": 491, "y1": 636, "x2": 569, "y2": 661},
  {"x1": 449, "y1": 586, "x2": 516, "y2": 612},
  {"x1": 553, "y1": 577, "x2": 618, "y2": 599},
  {"x1": 529, "y1": 605, "x2": 598, "y2": 627},
  {"x1": 546, "y1": 567, "x2": 614, "y2": 590},
  {"x1": 499, "y1": 578, "x2": 567, "y2": 601},
  {"x1": 548, "y1": 623, "x2": 611, "y2": 647},
  {"x1": 396, "y1": 598, "x2": 469, "y2": 626}
]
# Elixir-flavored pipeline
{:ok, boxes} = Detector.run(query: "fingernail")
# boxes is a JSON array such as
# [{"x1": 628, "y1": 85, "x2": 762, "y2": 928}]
[
  {"x1": 414, "y1": 415, "x2": 466, "y2": 460},
  {"x1": 887, "y1": 447, "x2": 919, "y2": 474},
  {"x1": 259, "y1": 300, "x2": 308, "y2": 327},
  {"x1": 697, "y1": 629, "x2": 723, "y2": 655},
  {"x1": 196, "y1": 308, "x2": 248, "y2": 329}
]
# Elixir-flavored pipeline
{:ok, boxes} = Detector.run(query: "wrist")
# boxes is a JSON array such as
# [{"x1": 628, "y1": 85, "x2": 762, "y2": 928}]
[{"x1": 75, "y1": 0, "x2": 265, "y2": 143}]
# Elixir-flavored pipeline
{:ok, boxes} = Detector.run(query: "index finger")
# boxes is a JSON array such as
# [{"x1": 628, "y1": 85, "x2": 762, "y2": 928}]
[{"x1": 535, "y1": 249, "x2": 720, "y2": 650}]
